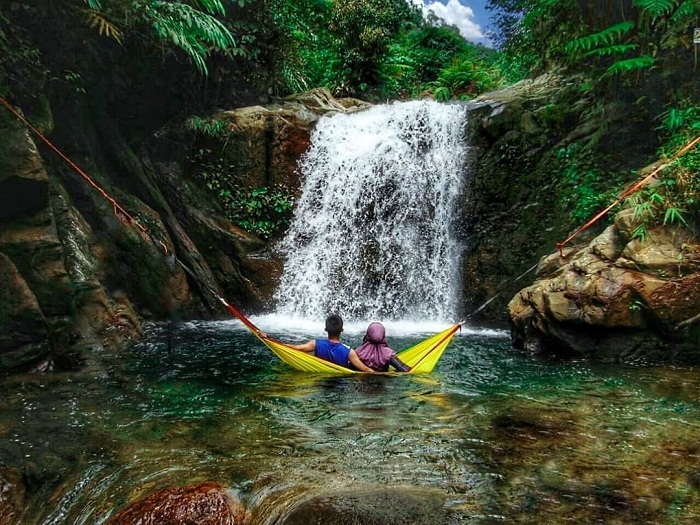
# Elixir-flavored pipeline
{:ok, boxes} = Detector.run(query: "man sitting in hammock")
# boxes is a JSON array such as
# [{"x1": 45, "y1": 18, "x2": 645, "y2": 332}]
[{"x1": 281, "y1": 314, "x2": 375, "y2": 372}]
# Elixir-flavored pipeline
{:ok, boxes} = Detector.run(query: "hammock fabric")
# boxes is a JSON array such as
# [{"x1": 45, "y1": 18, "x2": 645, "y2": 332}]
[
  {"x1": 253, "y1": 323, "x2": 461, "y2": 375},
  {"x1": 221, "y1": 297, "x2": 461, "y2": 374}
]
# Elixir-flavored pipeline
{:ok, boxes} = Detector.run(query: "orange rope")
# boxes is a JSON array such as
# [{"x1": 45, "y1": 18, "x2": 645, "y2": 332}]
[
  {"x1": 0, "y1": 96, "x2": 169, "y2": 254},
  {"x1": 0, "y1": 96, "x2": 274, "y2": 329},
  {"x1": 556, "y1": 135, "x2": 700, "y2": 256}
]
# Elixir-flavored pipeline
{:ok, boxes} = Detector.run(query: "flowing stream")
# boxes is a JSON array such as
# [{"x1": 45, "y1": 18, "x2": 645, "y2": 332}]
[{"x1": 1, "y1": 101, "x2": 699, "y2": 524}]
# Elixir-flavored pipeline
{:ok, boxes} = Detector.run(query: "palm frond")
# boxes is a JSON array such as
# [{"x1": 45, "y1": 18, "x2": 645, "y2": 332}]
[
  {"x1": 137, "y1": 0, "x2": 236, "y2": 75},
  {"x1": 86, "y1": 11, "x2": 123, "y2": 44}
]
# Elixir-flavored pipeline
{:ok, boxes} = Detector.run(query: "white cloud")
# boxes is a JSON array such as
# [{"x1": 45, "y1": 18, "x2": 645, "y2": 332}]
[{"x1": 411, "y1": 0, "x2": 485, "y2": 42}]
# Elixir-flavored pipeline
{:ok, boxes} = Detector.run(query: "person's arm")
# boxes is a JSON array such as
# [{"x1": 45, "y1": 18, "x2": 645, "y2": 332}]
[
  {"x1": 287, "y1": 340, "x2": 316, "y2": 353},
  {"x1": 349, "y1": 349, "x2": 375, "y2": 373},
  {"x1": 389, "y1": 355, "x2": 411, "y2": 372}
]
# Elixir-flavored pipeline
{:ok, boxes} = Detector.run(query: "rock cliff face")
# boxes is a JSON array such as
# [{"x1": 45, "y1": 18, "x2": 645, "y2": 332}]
[
  {"x1": 508, "y1": 208, "x2": 700, "y2": 362},
  {"x1": 460, "y1": 75, "x2": 576, "y2": 323},
  {"x1": 0, "y1": 89, "x2": 365, "y2": 373},
  {"x1": 460, "y1": 74, "x2": 700, "y2": 363}
]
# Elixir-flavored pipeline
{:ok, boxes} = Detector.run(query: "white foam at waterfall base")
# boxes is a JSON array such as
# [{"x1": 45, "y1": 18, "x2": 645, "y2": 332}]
[{"x1": 274, "y1": 100, "x2": 469, "y2": 324}]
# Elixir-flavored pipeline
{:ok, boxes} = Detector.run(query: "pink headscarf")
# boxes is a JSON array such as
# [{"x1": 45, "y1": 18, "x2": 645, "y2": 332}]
[{"x1": 354, "y1": 322, "x2": 396, "y2": 371}]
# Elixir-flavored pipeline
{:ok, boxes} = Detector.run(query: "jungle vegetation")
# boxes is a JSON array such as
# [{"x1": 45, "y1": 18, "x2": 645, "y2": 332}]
[{"x1": 0, "y1": 0, "x2": 698, "y2": 238}]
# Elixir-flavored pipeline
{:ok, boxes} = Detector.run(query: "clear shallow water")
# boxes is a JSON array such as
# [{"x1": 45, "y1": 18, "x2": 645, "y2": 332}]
[{"x1": 1, "y1": 321, "x2": 700, "y2": 524}]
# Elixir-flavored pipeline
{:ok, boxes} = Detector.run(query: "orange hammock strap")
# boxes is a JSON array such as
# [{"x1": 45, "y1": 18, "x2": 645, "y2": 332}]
[
  {"x1": 556, "y1": 135, "x2": 700, "y2": 256},
  {"x1": 0, "y1": 96, "x2": 165, "y2": 248}
]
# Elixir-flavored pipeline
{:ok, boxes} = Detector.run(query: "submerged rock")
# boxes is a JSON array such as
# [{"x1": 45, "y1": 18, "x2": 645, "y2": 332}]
[
  {"x1": 279, "y1": 485, "x2": 446, "y2": 525},
  {"x1": 107, "y1": 482, "x2": 249, "y2": 525}
]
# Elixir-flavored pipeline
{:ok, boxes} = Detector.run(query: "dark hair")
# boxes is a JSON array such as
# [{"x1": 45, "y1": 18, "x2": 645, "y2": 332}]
[{"x1": 324, "y1": 314, "x2": 343, "y2": 337}]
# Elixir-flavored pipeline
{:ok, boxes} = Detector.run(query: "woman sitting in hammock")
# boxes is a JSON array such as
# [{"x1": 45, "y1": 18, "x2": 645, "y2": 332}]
[{"x1": 355, "y1": 322, "x2": 411, "y2": 372}]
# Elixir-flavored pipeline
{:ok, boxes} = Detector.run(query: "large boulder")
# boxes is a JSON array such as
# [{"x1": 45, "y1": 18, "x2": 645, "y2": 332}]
[
  {"x1": 508, "y1": 208, "x2": 700, "y2": 362},
  {"x1": 462, "y1": 75, "x2": 577, "y2": 323}
]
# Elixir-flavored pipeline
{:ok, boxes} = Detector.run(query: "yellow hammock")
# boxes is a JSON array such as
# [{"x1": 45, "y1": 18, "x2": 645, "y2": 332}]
[
  {"x1": 218, "y1": 299, "x2": 461, "y2": 375},
  {"x1": 253, "y1": 323, "x2": 462, "y2": 375}
]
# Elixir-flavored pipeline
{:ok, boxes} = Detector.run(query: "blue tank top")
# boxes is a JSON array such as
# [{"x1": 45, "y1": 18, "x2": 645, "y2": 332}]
[{"x1": 314, "y1": 340, "x2": 352, "y2": 368}]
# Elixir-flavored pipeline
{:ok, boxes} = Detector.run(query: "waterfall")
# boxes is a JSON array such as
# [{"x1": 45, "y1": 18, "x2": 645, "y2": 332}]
[{"x1": 274, "y1": 100, "x2": 469, "y2": 323}]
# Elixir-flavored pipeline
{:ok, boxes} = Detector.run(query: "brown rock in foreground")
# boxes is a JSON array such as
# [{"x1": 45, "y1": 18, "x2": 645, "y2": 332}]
[{"x1": 107, "y1": 482, "x2": 249, "y2": 525}]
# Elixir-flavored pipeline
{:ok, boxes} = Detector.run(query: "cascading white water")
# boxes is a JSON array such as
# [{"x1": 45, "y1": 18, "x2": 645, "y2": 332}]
[{"x1": 274, "y1": 100, "x2": 469, "y2": 323}]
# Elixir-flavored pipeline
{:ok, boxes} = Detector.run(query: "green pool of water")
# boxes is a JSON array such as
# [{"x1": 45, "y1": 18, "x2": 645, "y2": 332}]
[{"x1": 1, "y1": 321, "x2": 699, "y2": 524}]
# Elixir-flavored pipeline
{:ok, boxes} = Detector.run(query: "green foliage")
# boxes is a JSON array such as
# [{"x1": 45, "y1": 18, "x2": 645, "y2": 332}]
[
  {"x1": 603, "y1": 55, "x2": 655, "y2": 76},
  {"x1": 633, "y1": 0, "x2": 678, "y2": 17},
  {"x1": 622, "y1": 100, "x2": 700, "y2": 240},
  {"x1": 191, "y1": 147, "x2": 294, "y2": 239},
  {"x1": 432, "y1": 86, "x2": 450, "y2": 102},
  {"x1": 556, "y1": 143, "x2": 625, "y2": 224},
  {"x1": 267, "y1": 0, "x2": 511, "y2": 100},
  {"x1": 583, "y1": 44, "x2": 638, "y2": 58},
  {"x1": 489, "y1": 0, "x2": 698, "y2": 243},
  {"x1": 133, "y1": 1, "x2": 237, "y2": 75},
  {"x1": 186, "y1": 115, "x2": 229, "y2": 139},
  {"x1": 0, "y1": 12, "x2": 44, "y2": 99},
  {"x1": 565, "y1": 21, "x2": 635, "y2": 55},
  {"x1": 489, "y1": 0, "x2": 695, "y2": 83},
  {"x1": 664, "y1": 206, "x2": 687, "y2": 226},
  {"x1": 222, "y1": 185, "x2": 295, "y2": 239},
  {"x1": 435, "y1": 52, "x2": 502, "y2": 98},
  {"x1": 76, "y1": 0, "x2": 251, "y2": 76},
  {"x1": 327, "y1": 0, "x2": 420, "y2": 93}
]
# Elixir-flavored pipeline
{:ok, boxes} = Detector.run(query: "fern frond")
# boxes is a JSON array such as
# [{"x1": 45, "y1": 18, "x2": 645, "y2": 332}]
[
  {"x1": 584, "y1": 44, "x2": 638, "y2": 57},
  {"x1": 672, "y1": 0, "x2": 699, "y2": 19},
  {"x1": 604, "y1": 55, "x2": 655, "y2": 76},
  {"x1": 565, "y1": 21, "x2": 635, "y2": 54},
  {"x1": 633, "y1": 0, "x2": 678, "y2": 18},
  {"x1": 86, "y1": 11, "x2": 123, "y2": 44}
]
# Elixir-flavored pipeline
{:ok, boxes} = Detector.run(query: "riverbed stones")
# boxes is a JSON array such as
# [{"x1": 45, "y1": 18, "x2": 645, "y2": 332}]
[{"x1": 107, "y1": 482, "x2": 249, "y2": 525}]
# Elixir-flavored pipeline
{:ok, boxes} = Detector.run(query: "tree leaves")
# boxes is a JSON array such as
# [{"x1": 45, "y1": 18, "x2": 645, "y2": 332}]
[{"x1": 134, "y1": 0, "x2": 237, "y2": 75}]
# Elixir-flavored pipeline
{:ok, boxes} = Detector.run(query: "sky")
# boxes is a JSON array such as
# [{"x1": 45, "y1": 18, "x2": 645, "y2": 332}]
[{"x1": 412, "y1": 0, "x2": 494, "y2": 47}]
